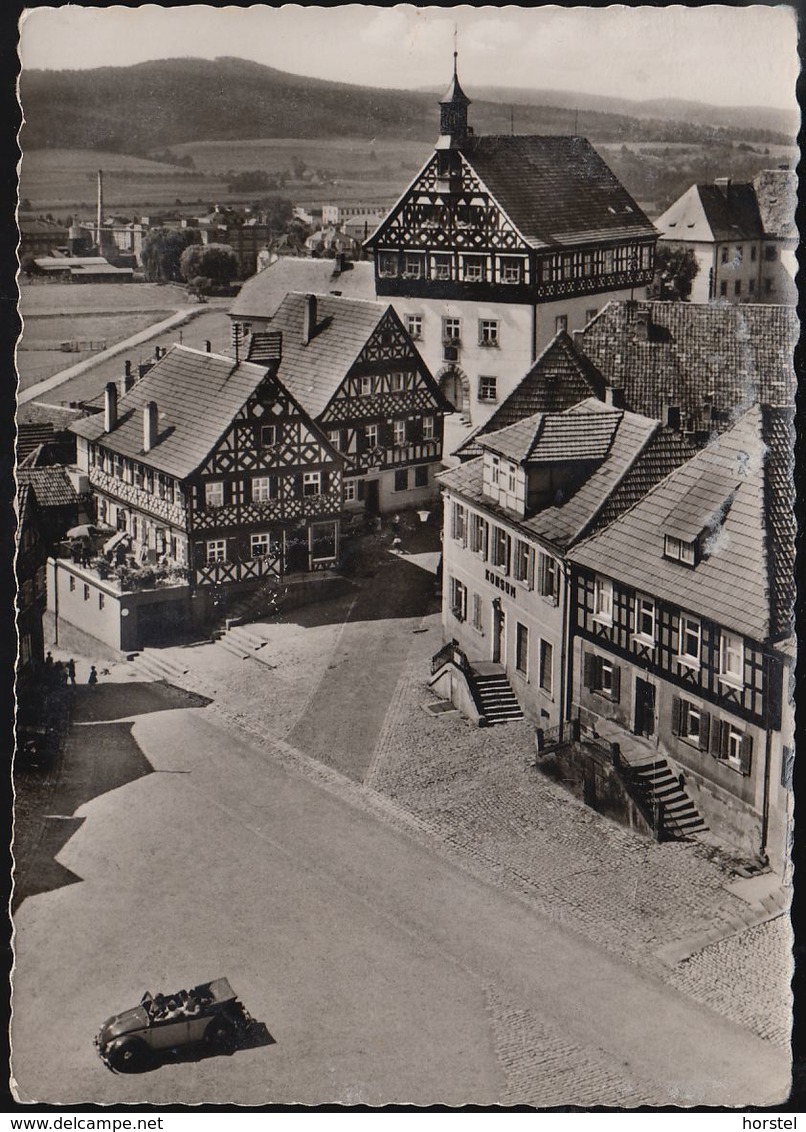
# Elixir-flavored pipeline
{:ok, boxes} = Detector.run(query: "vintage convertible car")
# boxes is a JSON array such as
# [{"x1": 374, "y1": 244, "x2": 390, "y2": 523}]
[{"x1": 95, "y1": 978, "x2": 253, "y2": 1072}]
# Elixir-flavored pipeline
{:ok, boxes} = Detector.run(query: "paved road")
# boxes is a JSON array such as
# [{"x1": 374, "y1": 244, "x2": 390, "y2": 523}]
[{"x1": 11, "y1": 691, "x2": 789, "y2": 1107}]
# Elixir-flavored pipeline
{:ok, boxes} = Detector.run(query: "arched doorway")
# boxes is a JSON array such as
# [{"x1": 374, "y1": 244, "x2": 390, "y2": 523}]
[{"x1": 438, "y1": 366, "x2": 470, "y2": 414}]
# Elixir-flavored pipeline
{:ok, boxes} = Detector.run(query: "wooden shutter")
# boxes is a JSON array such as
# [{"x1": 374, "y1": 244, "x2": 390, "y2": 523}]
[
  {"x1": 739, "y1": 734, "x2": 753, "y2": 776},
  {"x1": 670, "y1": 696, "x2": 682, "y2": 737},
  {"x1": 698, "y1": 711, "x2": 711, "y2": 752},
  {"x1": 610, "y1": 665, "x2": 621, "y2": 703},
  {"x1": 583, "y1": 651, "x2": 597, "y2": 689},
  {"x1": 710, "y1": 718, "x2": 723, "y2": 759}
]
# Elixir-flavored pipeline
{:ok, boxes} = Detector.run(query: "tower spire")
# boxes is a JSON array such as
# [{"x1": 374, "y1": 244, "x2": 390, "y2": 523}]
[{"x1": 438, "y1": 38, "x2": 471, "y2": 148}]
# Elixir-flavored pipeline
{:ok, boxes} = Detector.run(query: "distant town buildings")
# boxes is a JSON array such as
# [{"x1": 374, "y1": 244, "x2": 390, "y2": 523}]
[{"x1": 654, "y1": 169, "x2": 797, "y2": 305}]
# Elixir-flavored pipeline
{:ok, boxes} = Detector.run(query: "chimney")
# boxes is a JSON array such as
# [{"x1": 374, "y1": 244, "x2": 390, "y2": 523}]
[
  {"x1": 663, "y1": 404, "x2": 681, "y2": 430},
  {"x1": 124, "y1": 359, "x2": 132, "y2": 378},
  {"x1": 205, "y1": 340, "x2": 212, "y2": 353},
  {"x1": 143, "y1": 401, "x2": 158, "y2": 453},
  {"x1": 714, "y1": 176, "x2": 731, "y2": 196},
  {"x1": 604, "y1": 386, "x2": 625, "y2": 409},
  {"x1": 302, "y1": 293, "x2": 317, "y2": 345},
  {"x1": 333, "y1": 252, "x2": 345, "y2": 275},
  {"x1": 104, "y1": 382, "x2": 118, "y2": 432},
  {"x1": 96, "y1": 169, "x2": 104, "y2": 246},
  {"x1": 231, "y1": 322, "x2": 243, "y2": 364},
  {"x1": 632, "y1": 305, "x2": 651, "y2": 341}
]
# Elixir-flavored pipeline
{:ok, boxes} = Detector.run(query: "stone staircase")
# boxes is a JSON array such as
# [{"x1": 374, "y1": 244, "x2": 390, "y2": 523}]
[
  {"x1": 129, "y1": 647, "x2": 190, "y2": 685},
  {"x1": 471, "y1": 664, "x2": 524, "y2": 726},
  {"x1": 620, "y1": 757, "x2": 708, "y2": 839},
  {"x1": 213, "y1": 623, "x2": 276, "y2": 667}
]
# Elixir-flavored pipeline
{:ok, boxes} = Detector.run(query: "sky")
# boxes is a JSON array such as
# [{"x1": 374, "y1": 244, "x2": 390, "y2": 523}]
[{"x1": 18, "y1": 4, "x2": 799, "y2": 111}]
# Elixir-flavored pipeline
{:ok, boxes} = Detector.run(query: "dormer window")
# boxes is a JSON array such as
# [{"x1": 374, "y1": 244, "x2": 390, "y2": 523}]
[{"x1": 664, "y1": 535, "x2": 696, "y2": 565}]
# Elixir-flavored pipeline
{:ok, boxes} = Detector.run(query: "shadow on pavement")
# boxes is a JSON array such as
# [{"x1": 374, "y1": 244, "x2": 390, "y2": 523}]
[
  {"x1": 72, "y1": 680, "x2": 212, "y2": 724},
  {"x1": 111, "y1": 1023, "x2": 277, "y2": 1074},
  {"x1": 14, "y1": 681, "x2": 210, "y2": 911}
]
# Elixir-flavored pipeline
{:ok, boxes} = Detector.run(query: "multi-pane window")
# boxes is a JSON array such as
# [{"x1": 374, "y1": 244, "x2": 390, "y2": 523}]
[
  {"x1": 260, "y1": 424, "x2": 277, "y2": 447},
  {"x1": 394, "y1": 468, "x2": 409, "y2": 492},
  {"x1": 506, "y1": 462, "x2": 517, "y2": 493},
  {"x1": 516, "y1": 623, "x2": 529, "y2": 675},
  {"x1": 252, "y1": 476, "x2": 274, "y2": 503},
  {"x1": 205, "y1": 481, "x2": 224, "y2": 509},
  {"x1": 432, "y1": 254, "x2": 452, "y2": 280},
  {"x1": 452, "y1": 502, "x2": 467, "y2": 544},
  {"x1": 491, "y1": 527, "x2": 511, "y2": 573},
  {"x1": 678, "y1": 615, "x2": 701, "y2": 665},
  {"x1": 719, "y1": 630, "x2": 744, "y2": 685},
  {"x1": 311, "y1": 521, "x2": 337, "y2": 562},
  {"x1": 593, "y1": 576, "x2": 613, "y2": 624},
  {"x1": 721, "y1": 247, "x2": 729, "y2": 264},
  {"x1": 393, "y1": 420, "x2": 406, "y2": 446},
  {"x1": 344, "y1": 479, "x2": 357, "y2": 503},
  {"x1": 490, "y1": 456, "x2": 500, "y2": 486},
  {"x1": 422, "y1": 416, "x2": 435, "y2": 440},
  {"x1": 479, "y1": 320, "x2": 499, "y2": 346},
  {"x1": 251, "y1": 532, "x2": 278, "y2": 558},
  {"x1": 83, "y1": 583, "x2": 90, "y2": 601},
  {"x1": 328, "y1": 430, "x2": 341, "y2": 451},
  {"x1": 390, "y1": 372, "x2": 406, "y2": 393},
  {"x1": 471, "y1": 593, "x2": 483, "y2": 633},
  {"x1": 469, "y1": 512, "x2": 488, "y2": 558},
  {"x1": 463, "y1": 256, "x2": 485, "y2": 282},
  {"x1": 365, "y1": 423, "x2": 378, "y2": 447},
  {"x1": 403, "y1": 253, "x2": 424, "y2": 279},
  {"x1": 634, "y1": 594, "x2": 655, "y2": 642},
  {"x1": 303, "y1": 472, "x2": 321, "y2": 497},
  {"x1": 555, "y1": 315, "x2": 568, "y2": 333},
  {"x1": 539, "y1": 639, "x2": 553, "y2": 694},
  {"x1": 537, "y1": 552, "x2": 559, "y2": 602},
  {"x1": 664, "y1": 535, "x2": 696, "y2": 565},
  {"x1": 583, "y1": 652, "x2": 619, "y2": 700},
  {"x1": 379, "y1": 252, "x2": 398, "y2": 277},
  {"x1": 499, "y1": 258, "x2": 522, "y2": 284},
  {"x1": 442, "y1": 317, "x2": 461, "y2": 343},
  {"x1": 206, "y1": 539, "x2": 226, "y2": 563},
  {"x1": 450, "y1": 577, "x2": 467, "y2": 621},
  {"x1": 405, "y1": 314, "x2": 423, "y2": 340},
  {"x1": 360, "y1": 376, "x2": 374, "y2": 397},
  {"x1": 514, "y1": 540, "x2": 534, "y2": 588},
  {"x1": 478, "y1": 376, "x2": 498, "y2": 402},
  {"x1": 711, "y1": 718, "x2": 752, "y2": 773}
]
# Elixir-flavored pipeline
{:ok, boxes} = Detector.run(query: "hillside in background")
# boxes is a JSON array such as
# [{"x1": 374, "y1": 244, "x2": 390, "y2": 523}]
[{"x1": 19, "y1": 56, "x2": 792, "y2": 156}]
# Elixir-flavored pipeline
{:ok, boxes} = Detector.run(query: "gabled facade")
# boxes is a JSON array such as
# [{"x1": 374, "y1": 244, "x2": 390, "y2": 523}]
[
  {"x1": 654, "y1": 170, "x2": 797, "y2": 305},
  {"x1": 437, "y1": 400, "x2": 690, "y2": 728},
  {"x1": 62, "y1": 345, "x2": 344, "y2": 649},
  {"x1": 266, "y1": 293, "x2": 449, "y2": 514},
  {"x1": 568, "y1": 407, "x2": 794, "y2": 868},
  {"x1": 366, "y1": 57, "x2": 656, "y2": 425}
]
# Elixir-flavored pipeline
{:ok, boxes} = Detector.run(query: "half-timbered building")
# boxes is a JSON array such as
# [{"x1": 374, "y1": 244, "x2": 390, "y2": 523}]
[
  {"x1": 365, "y1": 55, "x2": 657, "y2": 425},
  {"x1": 435, "y1": 398, "x2": 693, "y2": 727},
  {"x1": 62, "y1": 344, "x2": 343, "y2": 648},
  {"x1": 264, "y1": 292, "x2": 448, "y2": 515},
  {"x1": 568, "y1": 405, "x2": 794, "y2": 868}
]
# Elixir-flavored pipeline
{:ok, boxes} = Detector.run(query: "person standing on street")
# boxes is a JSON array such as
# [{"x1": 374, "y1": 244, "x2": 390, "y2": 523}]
[
  {"x1": 66, "y1": 658, "x2": 76, "y2": 685},
  {"x1": 87, "y1": 665, "x2": 98, "y2": 688}
]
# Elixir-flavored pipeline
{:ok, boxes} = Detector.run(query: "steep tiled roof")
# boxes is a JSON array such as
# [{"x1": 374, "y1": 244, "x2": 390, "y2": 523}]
[
  {"x1": 440, "y1": 400, "x2": 659, "y2": 552},
  {"x1": 481, "y1": 407, "x2": 620, "y2": 464},
  {"x1": 570, "y1": 407, "x2": 781, "y2": 642},
  {"x1": 17, "y1": 466, "x2": 81, "y2": 509},
  {"x1": 16, "y1": 403, "x2": 85, "y2": 431},
  {"x1": 579, "y1": 301, "x2": 797, "y2": 425},
  {"x1": 590, "y1": 429, "x2": 700, "y2": 535},
  {"x1": 267, "y1": 293, "x2": 388, "y2": 419},
  {"x1": 460, "y1": 136, "x2": 656, "y2": 248},
  {"x1": 753, "y1": 169, "x2": 797, "y2": 240},
  {"x1": 230, "y1": 259, "x2": 376, "y2": 320},
  {"x1": 695, "y1": 182, "x2": 763, "y2": 242},
  {"x1": 455, "y1": 332, "x2": 604, "y2": 459},
  {"x1": 70, "y1": 346, "x2": 270, "y2": 479},
  {"x1": 17, "y1": 423, "x2": 55, "y2": 462}
]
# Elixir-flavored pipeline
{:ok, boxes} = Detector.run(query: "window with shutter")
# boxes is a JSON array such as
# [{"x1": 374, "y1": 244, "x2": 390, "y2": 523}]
[
  {"x1": 671, "y1": 696, "x2": 682, "y2": 736},
  {"x1": 710, "y1": 718, "x2": 724, "y2": 759},
  {"x1": 583, "y1": 651, "x2": 597, "y2": 689},
  {"x1": 698, "y1": 711, "x2": 711, "y2": 752},
  {"x1": 739, "y1": 734, "x2": 753, "y2": 776},
  {"x1": 610, "y1": 665, "x2": 621, "y2": 702}
]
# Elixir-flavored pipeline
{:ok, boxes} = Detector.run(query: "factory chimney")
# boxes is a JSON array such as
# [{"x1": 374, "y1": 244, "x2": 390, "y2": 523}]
[{"x1": 96, "y1": 170, "x2": 104, "y2": 250}]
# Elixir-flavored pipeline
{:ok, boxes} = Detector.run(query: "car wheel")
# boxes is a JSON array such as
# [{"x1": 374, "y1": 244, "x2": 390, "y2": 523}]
[
  {"x1": 206, "y1": 1018, "x2": 237, "y2": 1055},
  {"x1": 108, "y1": 1038, "x2": 150, "y2": 1073}
]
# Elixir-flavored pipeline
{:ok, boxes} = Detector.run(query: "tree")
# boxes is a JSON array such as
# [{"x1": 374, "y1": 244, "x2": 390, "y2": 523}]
[
  {"x1": 654, "y1": 244, "x2": 700, "y2": 301},
  {"x1": 179, "y1": 242, "x2": 239, "y2": 286},
  {"x1": 141, "y1": 227, "x2": 202, "y2": 283},
  {"x1": 187, "y1": 275, "x2": 212, "y2": 303},
  {"x1": 259, "y1": 195, "x2": 294, "y2": 234}
]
